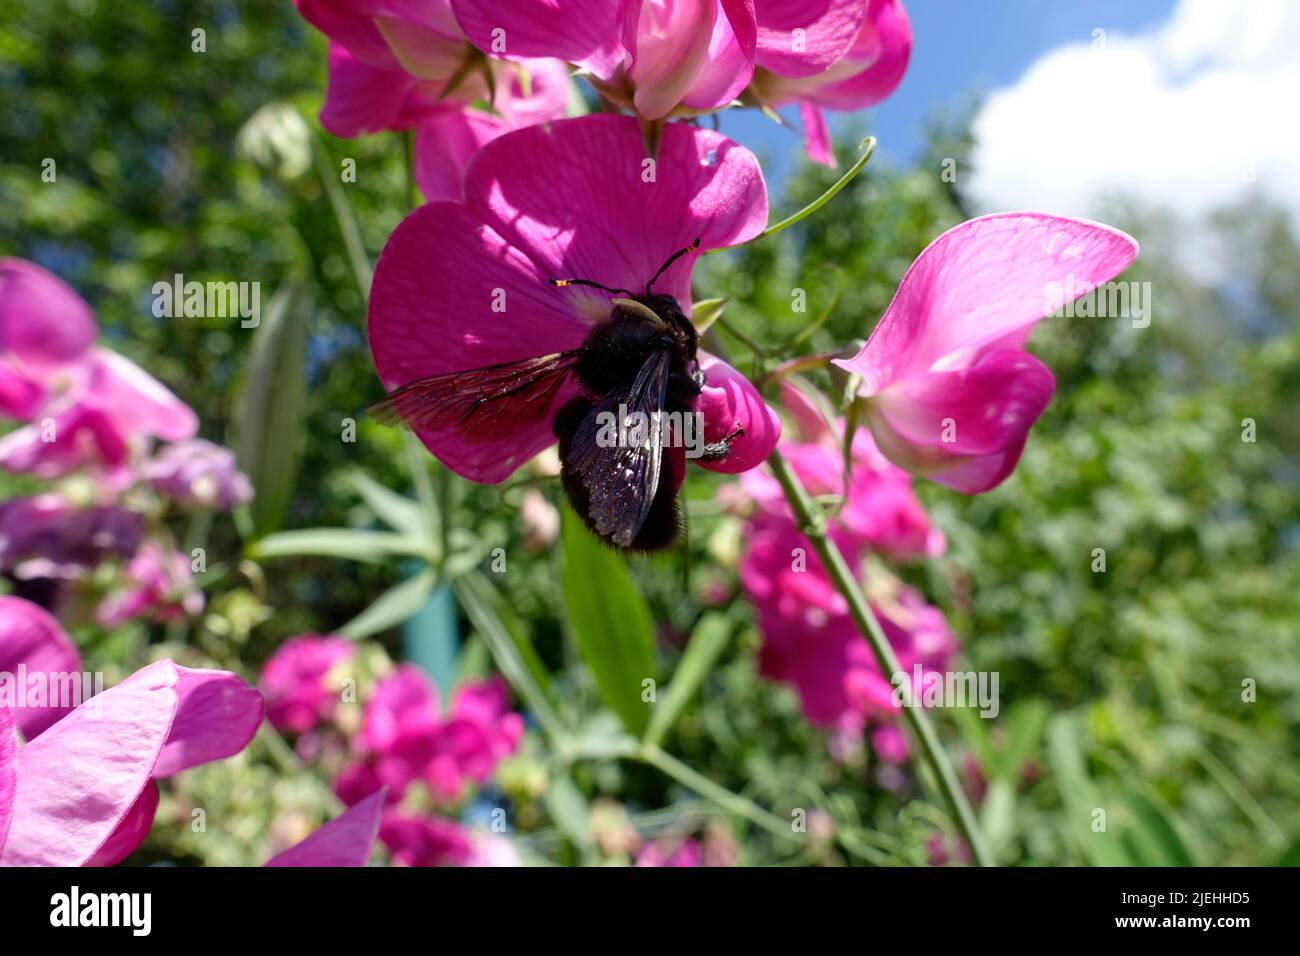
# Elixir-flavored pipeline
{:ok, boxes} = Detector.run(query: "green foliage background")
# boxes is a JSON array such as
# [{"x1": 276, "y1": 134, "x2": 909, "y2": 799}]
[{"x1": 2, "y1": 0, "x2": 1296, "y2": 865}]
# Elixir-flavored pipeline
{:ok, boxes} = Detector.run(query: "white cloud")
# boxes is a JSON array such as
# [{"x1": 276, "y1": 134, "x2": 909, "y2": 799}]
[{"x1": 968, "y1": 0, "x2": 1300, "y2": 272}]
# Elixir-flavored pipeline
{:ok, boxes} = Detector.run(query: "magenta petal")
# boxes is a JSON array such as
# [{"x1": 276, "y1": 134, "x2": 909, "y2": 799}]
[
  {"x1": 265, "y1": 788, "x2": 386, "y2": 867},
  {"x1": 87, "y1": 348, "x2": 199, "y2": 442},
  {"x1": 0, "y1": 258, "x2": 97, "y2": 371},
  {"x1": 0, "y1": 706, "x2": 15, "y2": 854},
  {"x1": 320, "y1": 42, "x2": 422, "y2": 137},
  {"x1": 0, "y1": 596, "x2": 84, "y2": 739},
  {"x1": 799, "y1": 0, "x2": 912, "y2": 110},
  {"x1": 452, "y1": 0, "x2": 625, "y2": 77},
  {"x1": 754, "y1": 0, "x2": 867, "y2": 77},
  {"x1": 0, "y1": 362, "x2": 44, "y2": 419},
  {"x1": 677, "y1": 0, "x2": 757, "y2": 111},
  {"x1": 0, "y1": 659, "x2": 178, "y2": 867},
  {"x1": 868, "y1": 349, "x2": 1056, "y2": 494},
  {"x1": 295, "y1": 0, "x2": 402, "y2": 69},
  {"x1": 834, "y1": 213, "x2": 1139, "y2": 394},
  {"x1": 151, "y1": 665, "x2": 264, "y2": 777},
  {"x1": 368, "y1": 202, "x2": 589, "y2": 483},
  {"x1": 799, "y1": 101, "x2": 834, "y2": 166},
  {"x1": 85, "y1": 781, "x2": 159, "y2": 867},
  {"x1": 465, "y1": 115, "x2": 768, "y2": 305},
  {"x1": 412, "y1": 107, "x2": 506, "y2": 202},
  {"x1": 693, "y1": 353, "x2": 781, "y2": 474}
]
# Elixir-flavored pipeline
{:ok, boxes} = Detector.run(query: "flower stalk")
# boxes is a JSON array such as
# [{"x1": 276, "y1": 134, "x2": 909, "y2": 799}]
[{"x1": 766, "y1": 447, "x2": 993, "y2": 867}]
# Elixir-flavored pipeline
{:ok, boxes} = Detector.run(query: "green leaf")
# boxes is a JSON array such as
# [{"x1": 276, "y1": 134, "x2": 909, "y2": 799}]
[
  {"x1": 645, "y1": 612, "x2": 731, "y2": 746},
  {"x1": 1120, "y1": 790, "x2": 1196, "y2": 867},
  {"x1": 231, "y1": 280, "x2": 311, "y2": 536},
  {"x1": 248, "y1": 528, "x2": 430, "y2": 563},
  {"x1": 344, "y1": 470, "x2": 423, "y2": 534},
  {"x1": 1045, "y1": 713, "x2": 1131, "y2": 866},
  {"x1": 338, "y1": 568, "x2": 436, "y2": 639},
  {"x1": 689, "y1": 297, "x2": 727, "y2": 335},
  {"x1": 560, "y1": 509, "x2": 656, "y2": 736}
]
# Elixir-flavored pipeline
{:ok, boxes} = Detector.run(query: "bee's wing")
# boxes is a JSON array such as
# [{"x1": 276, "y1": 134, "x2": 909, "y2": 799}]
[
  {"x1": 566, "y1": 348, "x2": 672, "y2": 548},
  {"x1": 369, "y1": 351, "x2": 579, "y2": 444}
]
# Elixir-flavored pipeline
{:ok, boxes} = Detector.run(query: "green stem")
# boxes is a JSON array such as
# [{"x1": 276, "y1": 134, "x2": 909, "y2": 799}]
[
  {"x1": 310, "y1": 133, "x2": 372, "y2": 297},
  {"x1": 639, "y1": 744, "x2": 793, "y2": 840},
  {"x1": 766, "y1": 447, "x2": 993, "y2": 866},
  {"x1": 706, "y1": 137, "x2": 877, "y2": 255}
]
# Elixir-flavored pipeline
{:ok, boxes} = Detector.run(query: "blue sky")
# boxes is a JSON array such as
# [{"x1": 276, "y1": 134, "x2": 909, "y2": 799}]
[{"x1": 718, "y1": 0, "x2": 1177, "y2": 185}]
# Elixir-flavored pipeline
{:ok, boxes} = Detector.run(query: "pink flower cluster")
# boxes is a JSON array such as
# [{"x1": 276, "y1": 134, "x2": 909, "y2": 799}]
[
  {"x1": 0, "y1": 258, "x2": 253, "y2": 629},
  {"x1": 293, "y1": 0, "x2": 913, "y2": 203},
  {"x1": 736, "y1": 382, "x2": 955, "y2": 761},
  {"x1": 260, "y1": 638, "x2": 524, "y2": 866}
]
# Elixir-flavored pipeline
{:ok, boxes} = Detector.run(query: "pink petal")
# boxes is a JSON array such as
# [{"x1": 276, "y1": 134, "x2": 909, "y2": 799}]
[
  {"x1": 0, "y1": 258, "x2": 97, "y2": 372},
  {"x1": 797, "y1": 0, "x2": 912, "y2": 110},
  {"x1": 693, "y1": 353, "x2": 781, "y2": 473},
  {"x1": 0, "y1": 596, "x2": 84, "y2": 739},
  {"x1": 836, "y1": 212, "x2": 1138, "y2": 392},
  {"x1": 412, "y1": 107, "x2": 507, "y2": 202},
  {"x1": 0, "y1": 660, "x2": 179, "y2": 866},
  {"x1": 0, "y1": 362, "x2": 44, "y2": 420},
  {"x1": 295, "y1": 0, "x2": 403, "y2": 69},
  {"x1": 679, "y1": 0, "x2": 759, "y2": 111},
  {"x1": 799, "y1": 100, "x2": 834, "y2": 166},
  {"x1": 85, "y1": 781, "x2": 159, "y2": 867},
  {"x1": 452, "y1": 0, "x2": 625, "y2": 77},
  {"x1": 465, "y1": 115, "x2": 768, "y2": 306},
  {"x1": 627, "y1": 0, "x2": 724, "y2": 120},
  {"x1": 320, "y1": 42, "x2": 425, "y2": 137},
  {"x1": 492, "y1": 58, "x2": 572, "y2": 129},
  {"x1": 754, "y1": 0, "x2": 867, "y2": 77},
  {"x1": 150, "y1": 665, "x2": 265, "y2": 777},
  {"x1": 0, "y1": 706, "x2": 15, "y2": 854},
  {"x1": 88, "y1": 348, "x2": 199, "y2": 443},
  {"x1": 265, "y1": 788, "x2": 386, "y2": 867}
]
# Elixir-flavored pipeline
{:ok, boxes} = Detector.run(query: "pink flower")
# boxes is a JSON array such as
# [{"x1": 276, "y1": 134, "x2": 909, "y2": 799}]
[
  {"x1": 833, "y1": 213, "x2": 1139, "y2": 493},
  {"x1": 338, "y1": 667, "x2": 523, "y2": 807},
  {"x1": 378, "y1": 811, "x2": 474, "y2": 866},
  {"x1": 0, "y1": 261, "x2": 197, "y2": 482},
  {"x1": 0, "y1": 597, "x2": 263, "y2": 866},
  {"x1": 751, "y1": 0, "x2": 912, "y2": 165},
  {"x1": 264, "y1": 789, "x2": 385, "y2": 867},
  {"x1": 0, "y1": 258, "x2": 96, "y2": 419},
  {"x1": 0, "y1": 495, "x2": 143, "y2": 583},
  {"x1": 635, "y1": 836, "x2": 703, "y2": 866},
  {"x1": 738, "y1": 510, "x2": 955, "y2": 729},
  {"x1": 0, "y1": 596, "x2": 83, "y2": 737},
  {"x1": 453, "y1": 0, "x2": 768, "y2": 121},
  {"x1": 259, "y1": 634, "x2": 356, "y2": 734},
  {"x1": 96, "y1": 541, "x2": 204, "y2": 629},
  {"x1": 140, "y1": 438, "x2": 254, "y2": 511},
  {"x1": 368, "y1": 114, "x2": 780, "y2": 485}
]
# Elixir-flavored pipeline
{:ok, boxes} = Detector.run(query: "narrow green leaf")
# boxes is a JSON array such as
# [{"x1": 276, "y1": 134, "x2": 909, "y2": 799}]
[
  {"x1": 689, "y1": 297, "x2": 727, "y2": 335},
  {"x1": 645, "y1": 612, "x2": 731, "y2": 747},
  {"x1": 560, "y1": 509, "x2": 656, "y2": 736},
  {"x1": 338, "y1": 568, "x2": 436, "y2": 639},
  {"x1": 248, "y1": 528, "x2": 430, "y2": 563},
  {"x1": 1121, "y1": 790, "x2": 1196, "y2": 867},
  {"x1": 231, "y1": 280, "x2": 311, "y2": 536},
  {"x1": 1045, "y1": 714, "x2": 1132, "y2": 866},
  {"x1": 345, "y1": 470, "x2": 423, "y2": 534}
]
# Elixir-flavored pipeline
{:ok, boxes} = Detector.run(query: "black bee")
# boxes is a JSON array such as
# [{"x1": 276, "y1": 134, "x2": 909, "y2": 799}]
[{"x1": 370, "y1": 239, "x2": 743, "y2": 552}]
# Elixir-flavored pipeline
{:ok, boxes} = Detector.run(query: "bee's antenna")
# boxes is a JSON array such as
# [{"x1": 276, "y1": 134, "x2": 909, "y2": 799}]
[
  {"x1": 549, "y1": 277, "x2": 635, "y2": 297},
  {"x1": 646, "y1": 237, "x2": 701, "y2": 296}
]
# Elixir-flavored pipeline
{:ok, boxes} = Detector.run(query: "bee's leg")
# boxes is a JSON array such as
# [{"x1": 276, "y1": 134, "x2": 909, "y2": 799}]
[{"x1": 698, "y1": 424, "x2": 745, "y2": 461}]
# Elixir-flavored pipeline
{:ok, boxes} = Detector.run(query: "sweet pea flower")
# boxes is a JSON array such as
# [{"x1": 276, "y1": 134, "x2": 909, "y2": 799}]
[
  {"x1": 368, "y1": 114, "x2": 780, "y2": 484},
  {"x1": 0, "y1": 595, "x2": 84, "y2": 737},
  {"x1": 0, "y1": 495, "x2": 143, "y2": 583},
  {"x1": 0, "y1": 258, "x2": 96, "y2": 419},
  {"x1": 457, "y1": 0, "x2": 867, "y2": 123},
  {"x1": 750, "y1": 0, "x2": 912, "y2": 165},
  {"x1": 264, "y1": 789, "x2": 385, "y2": 867},
  {"x1": 96, "y1": 541, "x2": 204, "y2": 629},
  {"x1": 833, "y1": 213, "x2": 1139, "y2": 493},
  {"x1": 0, "y1": 260, "x2": 198, "y2": 482},
  {"x1": 375, "y1": 812, "x2": 519, "y2": 867},
  {"x1": 140, "y1": 438, "x2": 254, "y2": 511},
  {"x1": 0, "y1": 597, "x2": 264, "y2": 866},
  {"x1": 260, "y1": 634, "x2": 357, "y2": 735}
]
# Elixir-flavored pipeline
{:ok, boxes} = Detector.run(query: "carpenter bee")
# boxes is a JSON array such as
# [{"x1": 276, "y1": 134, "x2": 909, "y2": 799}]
[{"x1": 370, "y1": 239, "x2": 743, "y2": 552}]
